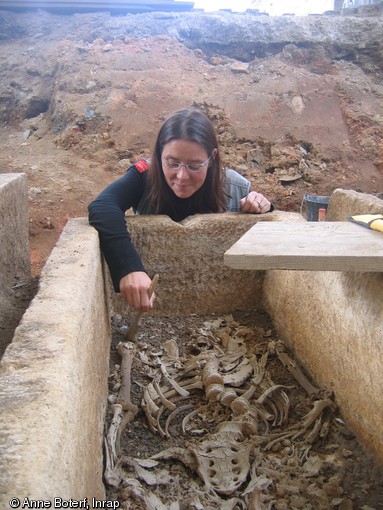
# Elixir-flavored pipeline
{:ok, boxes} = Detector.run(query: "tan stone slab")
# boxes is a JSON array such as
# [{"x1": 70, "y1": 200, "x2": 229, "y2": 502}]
[
  {"x1": 0, "y1": 218, "x2": 109, "y2": 503},
  {"x1": 0, "y1": 173, "x2": 31, "y2": 356},
  {"x1": 108, "y1": 212, "x2": 302, "y2": 316},
  {"x1": 224, "y1": 221, "x2": 383, "y2": 272}
]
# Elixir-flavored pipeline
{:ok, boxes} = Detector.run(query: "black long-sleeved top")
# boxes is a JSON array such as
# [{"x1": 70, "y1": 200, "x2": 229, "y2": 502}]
[{"x1": 88, "y1": 164, "x2": 149, "y2": 290}]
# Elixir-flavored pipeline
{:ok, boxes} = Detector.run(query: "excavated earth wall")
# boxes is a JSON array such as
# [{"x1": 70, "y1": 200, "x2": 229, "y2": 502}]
[{"x1": 0, "y1": 186, "x2": 382, "y2": 503}]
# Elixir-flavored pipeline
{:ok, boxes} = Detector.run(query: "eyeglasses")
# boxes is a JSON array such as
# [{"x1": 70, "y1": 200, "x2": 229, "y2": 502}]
[{"x1": 161, "y1": 155, "x2": 212, "y2": 173}]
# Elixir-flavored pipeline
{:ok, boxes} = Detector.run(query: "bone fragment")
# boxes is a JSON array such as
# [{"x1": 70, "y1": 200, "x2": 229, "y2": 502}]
[
  {"x1": 203, "y1": 354, "x2": 224, "y2": 386},
  {"x1": 105, "y1": 342, "x2": 139, "y2": 487},
  {"x1": 183, "y1": 358, "x2": 203, "y2": 376},
  {"x1": 240, "y1": 381, "x2": 259, "y2": 402},
  {"x1": 205, "y1": 382, "x2": 224, "y2": 402},
  {"x1": 142, "y1": 387, "x2": 165, "y2": 436},
  {"x1": 222, "y1": 359, "x2": 253, "y2": 387},
  {"x1": 108, "y1": 394, "x2": 117, "y2": 405},
  {"x1": 151, "y1": 446, "x2": 198, "y2": 472},
  {"x1": 162, "y1": 338, "x2": 179, "y2": 358},
  {"x1": 143, "y1": 387, "x2": 160, "y2": 416},
  {"x1": 256, "y1": 377, "x2": 286, "y2": 425},
  {"x1": 319, "y1": 409, "x2": 332, "y2": 439},
  {"x1": 298, "y1": 398, "x2": 337, "y2": 434},
  {"x1": 275, "y1": 344, "x2": 320, "y2": 396},
  {"x1": 257, "y1": 384, "x2": 293, "y2": 405},
  {"x1": 220, "y1": 388, "x2": 237, "y2": 406},
  {"x1": 241, "y1": 418, "x2": 260, "y2": 437},
  {"x1": 142, "y1": 402, "x2": 161, "y2": 435},
  {"x1": 221, "y1": 353, "x2": 246, "y2": 372},
  {"x1": 230, "y1": 395, "x2": 251, "y2": 415},
  {"x1": 166, "y1": 377, "x2": 190, "y2": 397},
  {"x1": 244, "y1": 464, "x2": 274, "y2": 509},
  {"x1": 178, "y1": 375, "x2": 204, "y2": 390},
  {"x1": 304, "y1": 415, "x2": 323, "y2": 444},
  {"x1": 104, "y1": 404, "x2": 124, "y2": 487},
  {"x1": 106, "y1": 404, "x2": 123, "y2": 462},
  {"x1": 103, "y1": 438, "x2": 122, "y2": 488},
  {"x1": 162, "y1": 377, "x2": 203, "y2": 400},
  {"x1": 155, "y1": 405, "x2": 167, "y2": 438},
  {"x1": 159, "y1": 361, "x2": 190, "y2": 396},
  {"x1": 250, "y1": 403, "x2": 271, "y2": 432},
  {"x1": 189, "y1": 435, "x2": 252, "y2": 495},
  {"x1": 236, "y1": 326, "x2": 255, "y2": 339},
  {"x1": 216, "y1": 420, "x2": 245, "y2": 438},
  {"x1": 264, "y1": 398, "x2": 336, "y2": 450},
  {"x1": 226, "y1": 336, "x2": 247, "y2": 354},
  {"x1": 215, "y1": 329, "x2": 231, "y2": 347},
  {"x1": 165, "y1": 403, "x2": 195, "y2": 437},
  {"x1": 124, "y1": 457, "x2": 173, "y2": 486},
  {"x1": 247, "y1": 490, "x2": 274, "y2": 510},
  {"x1": 181, "y1": 406, "x2": 205, "y2": 434},
  {"x1": 152, "y1": 380, "x2": 176, "y2": 411},
  {"x1": 277, "y1": 389, "x2": 291, "y2": 426}
]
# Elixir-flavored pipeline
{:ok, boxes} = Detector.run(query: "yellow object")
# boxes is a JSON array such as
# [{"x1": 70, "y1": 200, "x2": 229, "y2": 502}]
[{"x1": 348, "y1": 213, "x2": 383, "y2": 233}]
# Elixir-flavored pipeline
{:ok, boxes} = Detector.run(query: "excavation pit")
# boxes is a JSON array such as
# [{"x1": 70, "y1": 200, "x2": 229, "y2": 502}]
[
  {"x1": 106, "y1": 311, "x2": 381, "y2": 508},
  {"x1": 0, "y1": 186, "x2": 383, "y2": 508}
]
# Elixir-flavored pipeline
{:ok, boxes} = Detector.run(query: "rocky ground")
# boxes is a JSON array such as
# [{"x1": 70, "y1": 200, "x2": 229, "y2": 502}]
[{"x1": 1, "y1": 6, "x2": 383, "y2": 507}]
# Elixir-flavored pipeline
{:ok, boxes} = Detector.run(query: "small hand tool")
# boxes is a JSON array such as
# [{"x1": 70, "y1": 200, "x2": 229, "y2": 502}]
[{"x1": 126, "y1": 274, "x2": 159, "y2": 342}]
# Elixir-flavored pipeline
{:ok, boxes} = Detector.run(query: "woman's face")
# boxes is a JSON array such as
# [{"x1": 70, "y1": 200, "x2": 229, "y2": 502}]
[{"x1": 161, "y1": 139, "x2": 213, "y2": 199}]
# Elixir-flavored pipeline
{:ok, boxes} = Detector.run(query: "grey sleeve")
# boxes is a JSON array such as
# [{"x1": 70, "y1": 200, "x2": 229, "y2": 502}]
[{"x1": 223, "y1": 168, "x2": 251, "y2": 212}]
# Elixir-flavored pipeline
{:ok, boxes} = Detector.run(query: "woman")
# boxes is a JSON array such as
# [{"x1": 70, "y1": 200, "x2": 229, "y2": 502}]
[{"x1": 88, "y1": 107, "x2": 273, "y2": 311}]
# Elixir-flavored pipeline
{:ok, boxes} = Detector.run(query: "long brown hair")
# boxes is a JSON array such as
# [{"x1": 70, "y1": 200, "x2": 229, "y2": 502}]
[{"x1": 147, "y1": 108, "x2": 227, "y2": 213}]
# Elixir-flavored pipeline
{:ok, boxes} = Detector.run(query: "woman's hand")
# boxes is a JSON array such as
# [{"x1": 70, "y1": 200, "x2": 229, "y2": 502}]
[
  {"x1": 240, "y1": 191, "x2": 271, "y2": 214},
  {"x1": 119, "y1": 271, "x2": 156, "y2": 311}
]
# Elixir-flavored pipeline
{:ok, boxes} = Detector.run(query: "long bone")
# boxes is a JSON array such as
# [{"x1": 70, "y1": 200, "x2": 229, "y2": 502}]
[
  {"x1": 104, "y1": 341, "x2": 139, "y2": 486},
  {"x1": 104, "y1": 403, "x2": 123, "y2": 486},
  {"x1": 106, "y1": 403, "x2": 123, "y2": 463},
  {"x1": 116, "y1": 341, "x2": 139, "y2": 415},
  {"x1": 275, "y1": 342, "x2": 320, "y2": 396}
]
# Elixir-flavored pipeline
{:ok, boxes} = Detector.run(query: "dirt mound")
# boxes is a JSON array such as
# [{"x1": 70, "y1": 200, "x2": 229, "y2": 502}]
[{"x1": 1, "y1": 10, "x2": 383, "y2": 275}]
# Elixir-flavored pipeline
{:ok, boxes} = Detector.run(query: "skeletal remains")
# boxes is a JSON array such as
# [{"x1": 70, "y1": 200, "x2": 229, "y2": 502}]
[{"x1": 105, "y1": 315, "x2": 339, "y2": 508}]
